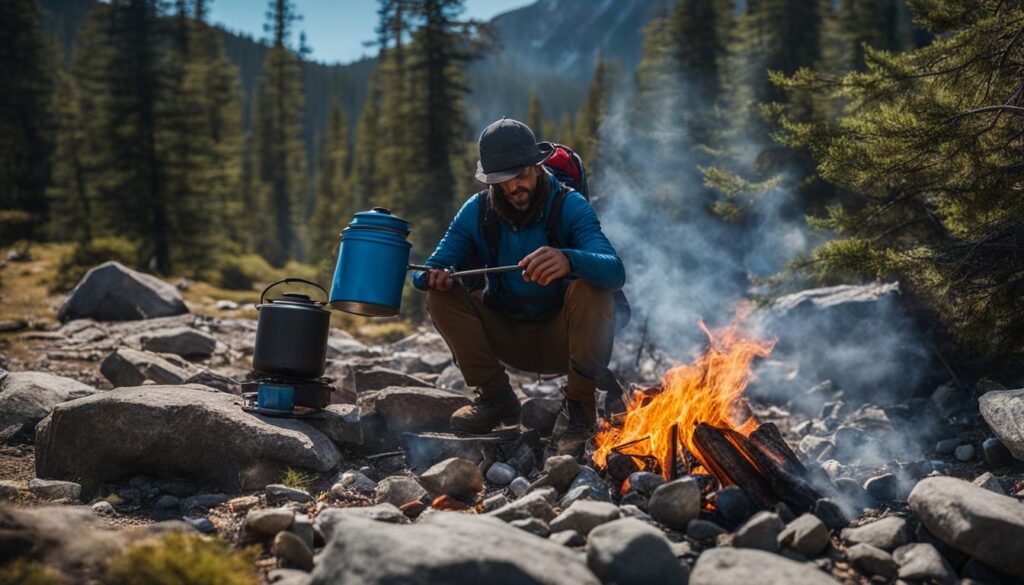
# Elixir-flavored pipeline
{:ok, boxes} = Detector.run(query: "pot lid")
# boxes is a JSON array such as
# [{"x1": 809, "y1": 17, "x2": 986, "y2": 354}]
[
  {"x1": 260, "y1": 278, "x2": 329, "y2": 307},
  {"x1": 347, "y1": 207, "x2": 411, "y2": 235}
]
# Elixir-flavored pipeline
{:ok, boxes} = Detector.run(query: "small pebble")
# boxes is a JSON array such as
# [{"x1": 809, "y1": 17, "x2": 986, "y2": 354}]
[
  {"x1": 486, "y1": 462, "x2": 517, "y2": 485},
  {"x1": 954, "y1": 444, "x2": 975, "y2": 461},
  {"x1": 509, "y1": 476, "x2": 530, "y2": 498},
  {"x1": 92, "y1": 501, "x2": 117, "y2": 517}
]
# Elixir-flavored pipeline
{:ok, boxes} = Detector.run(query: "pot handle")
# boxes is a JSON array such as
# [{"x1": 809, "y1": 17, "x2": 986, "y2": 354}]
[{"x1": 259, "y1": 278, "x2": 329, "y2": 306}]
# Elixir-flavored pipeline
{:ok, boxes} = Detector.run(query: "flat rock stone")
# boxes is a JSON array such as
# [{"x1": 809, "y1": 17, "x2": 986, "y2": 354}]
[
  {"x1": 131, "y1": 326, "x2": 217, "y2": 358},
  {"x1": 58, "y1": 261, "x2": 188, "y2": 322},
  {"x1": 100, "y1": 347, "x2": 192, "y2": 387},
  {"x1": 510, "y1": 517, "x2": 550, "y2": 537},
  {"x1": 587, "y1": 517, "x2": 687, "y2": 585},
  {"x1": 266, "y1": 484, "x2": 313, "y2": 505},
  {"x1": 309, "y1": 511, "x2": 599, "y2": 585},
  {"x1": 647, "y1": 477, "x2": 700, "y2": 530},
  {"x1": 28, "y1": 478, "x2": 81, "y2": 501},
  {"x1": 893, "y1": 542, "x2": 956, "y2": 584},
  {"x1": 304, "y1": 404, "x2": 362, "y2": 446},
  {"x1": 734, "y1": 511, "x2": 785, "y2": 552},
  {"x1": 184, "y1": 369, "x2": 241, "y2": 394},
  {"x1": 359, "y1": 386, "x2": 469, "y2": 451},
  {"x1": 482, "y1": 493, "x2": 508, "y2": 512},
  {"x1": 180, "y1": 492, "x2": 228, "y2": 511},
  {"x1": 417, "y1": 457, "x2": 484, "y2": 499},
  {"x1": 979, "y1": 389, "x2": 1024, "y2": 460},
  {"x1": 315, "y1": 504, "x2": 406, "y2": 536},
  {"x1": 778, "y1": 513, "x2": 830, "y2": 557},
  {"x1": 841, "y1": 516, "x2": 908, "y2": 551},
  {"x1": 690, "y1": 547, "x2": 839, "y2": 585},
  {"x1": 35, "y1": 384, "x2": 340, "y2": 490},
  {"x1": 549, "y1": 500, "x2": 620, "y2": 536},
  {"x1": 908, "y1": 475, "x2": 1024, "y2": 578},
  {"x1": 0, "y1": 371, "x2": 100, "y2": 433},
  {"x1": 846, "y1": 543, "x2": 897, "y2": 577},
  {"x1": 486, "y1": 490, "x2": 556, "y2": 523},
  {"x1": 971, "y1": 471, "x2": 1005, "y2": 495},
  {"x1": 373, "y1": 476, "x2": 428, "y2": 508},
  {"x1": 550, "y1": 529, "x2": 585, "y2": 547},
  {"x1": 355, "y1": 368, "x2": 432, "y2": 393},
  {"x1": 244, "y1": 508, "x2": 295, "y2": 537}
]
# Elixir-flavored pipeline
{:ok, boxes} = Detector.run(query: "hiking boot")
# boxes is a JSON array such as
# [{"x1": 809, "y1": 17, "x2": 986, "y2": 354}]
[
  {"x1": 550, "y1": 392, "x2": 597, "y2": 458},
  {"x1": 450, "y1": 385, "x2": 521, "y2": 434}
]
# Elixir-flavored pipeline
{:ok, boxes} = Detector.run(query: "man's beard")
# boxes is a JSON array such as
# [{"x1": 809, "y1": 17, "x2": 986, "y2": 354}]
[{"x1": 489, "y1": 172, "x2": 550, "y2": 227}]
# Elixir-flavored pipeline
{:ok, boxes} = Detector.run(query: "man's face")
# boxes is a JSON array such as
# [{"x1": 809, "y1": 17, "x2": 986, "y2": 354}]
[{"x1": 496, "y1": 165, "x2": 540, "y2": 211}]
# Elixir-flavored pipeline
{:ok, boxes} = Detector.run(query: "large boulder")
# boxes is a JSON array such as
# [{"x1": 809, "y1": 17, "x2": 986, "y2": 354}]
[
  {"x1": 754, "y1": 282, "x2": 931, "y2": 401},
  {"x1": 908, "y1": 476, "x2": 1024, "y2": 578},
  {"x1": 129, "y1": 326, "x2": 217, "y2": 359},
  {"x1": 310, "y1": 511, "x2": 599, "y2": 584},
  {"x1": 0, "y1": 371, "x2": 100, "y2": 435},
  {"x1": 100, "y1": 347, "x2": 193, "y2": 387},
  {"x1": 979, "y1": 389, "x2": 1024, "y2": 461},
  {"x1": 587, "y1": 518, "x2": 688, "y2": 585},
  {"x1": 35, "y1": 384, "x2": 340, "y2": 490},
  {"x1": 57, "y1": 261, "x2": 188, "y2": 322},
  {"x1": 690, "y1": 547, "x2": 839, "y2": 585}
]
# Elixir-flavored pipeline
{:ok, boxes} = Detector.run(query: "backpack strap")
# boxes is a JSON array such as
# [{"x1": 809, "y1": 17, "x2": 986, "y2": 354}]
[
  {"x1": 544, "y1": 182, "x2": 572, "y2": 249},
  {"x1": 476, "y1": 189, "x2": 503, "y2": 301}
]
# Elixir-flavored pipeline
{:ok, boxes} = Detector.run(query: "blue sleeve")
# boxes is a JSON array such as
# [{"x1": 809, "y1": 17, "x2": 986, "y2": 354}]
[
  {"x1": 411, "y1": 194, "x2": 480, "y2": 291},
  {"x1": 559, "y1": 192, "x2": 626, "y2": 291}
]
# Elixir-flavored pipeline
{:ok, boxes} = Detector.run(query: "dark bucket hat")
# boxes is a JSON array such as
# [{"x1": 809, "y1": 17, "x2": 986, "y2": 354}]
[{"x1": 475, "y1": 118, "x2": 555, "y2": 184}]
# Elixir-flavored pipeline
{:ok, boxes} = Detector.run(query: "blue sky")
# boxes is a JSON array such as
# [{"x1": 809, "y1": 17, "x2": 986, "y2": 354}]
[{"x1": 207, "y1": 0, "x2": 531, "y2": 64}]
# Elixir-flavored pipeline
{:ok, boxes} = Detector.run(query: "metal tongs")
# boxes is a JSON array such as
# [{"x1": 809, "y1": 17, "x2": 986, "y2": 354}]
[{"x1": 408, "y1": 264, "x2": 524, "y2": 278}]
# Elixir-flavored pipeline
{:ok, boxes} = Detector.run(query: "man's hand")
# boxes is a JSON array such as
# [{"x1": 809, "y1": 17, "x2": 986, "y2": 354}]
[
  {"x1": 426, "y1": 268, "x2": 454, "y2": 291},
  {"x1": 520, "y1": 246, "x2": 570, "y2": 286}
]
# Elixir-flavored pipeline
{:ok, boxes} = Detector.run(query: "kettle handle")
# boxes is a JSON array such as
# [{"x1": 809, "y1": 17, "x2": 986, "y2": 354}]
[{"x1": 259, "y1": 278, "x2": 329, "y2": 306}]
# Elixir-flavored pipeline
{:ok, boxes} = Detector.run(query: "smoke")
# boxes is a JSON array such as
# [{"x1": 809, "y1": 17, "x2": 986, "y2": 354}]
[{"x1": 592, "y1": 69, "x2": 935, "y2": 407}]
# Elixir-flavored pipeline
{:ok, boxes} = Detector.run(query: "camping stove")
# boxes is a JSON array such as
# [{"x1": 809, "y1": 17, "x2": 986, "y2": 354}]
[{"x1": 241, "y1": 375, "x2": 334, "y2": 418}]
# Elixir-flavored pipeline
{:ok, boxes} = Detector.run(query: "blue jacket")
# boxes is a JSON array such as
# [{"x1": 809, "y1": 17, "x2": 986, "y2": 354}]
[{"x1": 412, "y1": 176, "x2": 625, "y2": 321}]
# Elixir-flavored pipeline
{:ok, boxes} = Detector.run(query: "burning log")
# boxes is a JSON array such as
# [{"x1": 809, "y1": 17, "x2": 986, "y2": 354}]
[
  {"x1": 749, "y1": 422, "x2": 807, "y2": 475},
  {"x1": 693, "y1": 423, "x2": 777, "y2": 510}
]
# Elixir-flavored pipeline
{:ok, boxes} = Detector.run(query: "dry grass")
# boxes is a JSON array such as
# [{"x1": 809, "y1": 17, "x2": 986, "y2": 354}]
[{"x1": 104, "y1": 532, "x2": 259, "y2": 585}]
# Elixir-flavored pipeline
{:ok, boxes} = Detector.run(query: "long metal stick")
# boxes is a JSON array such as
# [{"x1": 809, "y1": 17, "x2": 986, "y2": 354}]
[{"x1": 408, "y1": 264, "x2": 523, "y2": 278}]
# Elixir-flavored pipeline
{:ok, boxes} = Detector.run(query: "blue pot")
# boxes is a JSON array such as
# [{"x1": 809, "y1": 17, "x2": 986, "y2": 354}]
[{"x1": 329, "y1": 207, "x2": 412, "y2": 316}]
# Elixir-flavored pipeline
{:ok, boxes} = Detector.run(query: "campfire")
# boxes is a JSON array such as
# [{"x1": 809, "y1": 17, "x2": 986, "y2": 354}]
[{"x1": 593, "y1": 317, "x2": 826, "y2": 513}]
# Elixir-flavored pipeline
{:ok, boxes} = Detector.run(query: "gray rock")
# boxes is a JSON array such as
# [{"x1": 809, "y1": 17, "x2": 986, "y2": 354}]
[
  {"x1": 549, "y1": 500, "x2": 620, "y2": 536},
  {"x1": 100, "y1": 347, "x2": 192, "y2": 387},
  {"x1": 521, "y1": 396, "x2": 560, "y2": 433},
  {"x1": 0, "y1": 371, "x2": 100, "y2": 434},
  {"x1": 846, "y1": 543, "x2": 897, "y2": 577},
  {"x1": 58, "y1": 261, "x2": 188, "y2": 322},
  {"x1": 184, "y1": 369, "x2": 240, "y2": 395},
  {"x1": 893, "y1": 542, "x2": 956, "y2": 584},
  {"x1": 434, "y1": 364, "x2": 465, "y2": 392},
  {"x1": 559, "y1": 485, "x2": 597, "y2": 509},
  {"x1": 0, "y1": 480, "x2": 20, "y2": 500},
  {"x1": 955, "y1": 443, "x2": 975, "y2": 461},
  {"x1": 509, "y1": 476, "x2": 530, "y2": 498},
  {"x1": 550, "y1": 529, "x2": 585, "y2": 547},
  {"x1": 358, "y1": 386, "x2": 469, "y2": 450},
  {"x1": 531, "y1": 455, "x2": 580, "y2": 493},
  {"x1": 485, "y1": 462, "x2": 517, "y2": 485},
  {"x1": 482, "y1": 493, "x2": 508, "y2": 512},
  {"x1": 908, "y1": 475, "x2": 1024, "y2": 578},
  {"x1": 156, "y1": 495, "x2": 180, "y2": 509},
  {"x1": 717, "y1": 486, "x2": 758, "y2": 529},
  {"x1": 486, "y1": 490, "x2": 556, "y2": 523},
  {"x1": 690, "y1": 547, "x2": 839, "y2": 585},
  {"x1": 618, "y1": 504, "x2": 652, "y2": 522},
  {"x1": 625, "y1": 471, "x2": 664, "y2": 497},
  {"x1": 778, "y1": 513, "x2": 830, "y2": 557},
  {"x1": 309, "y1": 511, "x2": 599, "y2": 585},
  {"x1": 35, "y1": 384, "x2": 340, "y2": 490},
  {"x1": 841, "y1": 516, "x2": 908, "y2": 551},
  {"x1": 215, "y1": 299, "x2": 238, "y2": 310},
  {"x1": 418, "y1": 457, "x2": 484, "y2": 499},
  {"x1": 183, "y1": 516, "x2": 216, "y2": 533},
  {"x1": 266, "y1": 484, "x2": 313, "y2": 505},
  {"x1": 315, "y1": 504, "x2": 406, "y2": 534},
  {"x1": 979, "y1": 389, "x2": 1024, "y2": 461},
  {"x1": 374, "y1": 476, "x2": 428, "y2": 509},
  {"x1": 687, "y1": 519, "x2": 727, "y2": 542},
  {"x1": 245, "y1": 508, "x2": 295, "y2": 537},
  {"x1": 132, "y1": 326, "x2": 216, "y2": 358},
  {"x1": 812, "y1": 498, "x2": 848, "y2": 530},
  {"x1": 972, "y1": 471, "x2": 1005, "y2": 495},
  {"x1": 304, "y1": 404, "x2": 362, "y2": 446},
  {"x1": 587, "y1": 517, "x2": 687, "y2": 585},
  {"x1": 273, "y1": 530, "x2": 314, "y2": 571},
  {"x1": 566, "y1": 466, "x2": 610, "y2": 501},
  {"x1": 982, "y1": 436, "x2": 1013, "y2": 467},
  {"x1": 268, "y1": 568, "x2": 311, "y2": 585},
  {"x1": 647, "y1": 477, "x2": 700, "y2": 530},
  {"x1": 935, "y1": 438, "x2": 961, "y2": 455},
  {"x1": 863, "y1": 473, "x2": 898, "y2": 501},
  {"x1": 28, "y1": 478, "x2": 81, "y2": 501},
  {"x1": 355, "y1": 368, "x2": 432, "y2": 393},
  {"x1": 180, "y1": 492, "x2": 228, "y2": 511},
  {"x1": 92, "y1": 501, "x2": 116, "y2": 517},
  {"x1": 733, "y1": 511, "x2": 785, "y2": 552},
  {"x1": 506, "y1": 443, "x2": 536, "y2": 477},
  {"x1": 799, "y1": 435, "x2": 834, "y2": 459},
  {"x1": 331, "y1": 470, "x2": 376, "y2": 496},
  {"x1": 510, "y1": 517, "x2": 550, "y2": 537}
]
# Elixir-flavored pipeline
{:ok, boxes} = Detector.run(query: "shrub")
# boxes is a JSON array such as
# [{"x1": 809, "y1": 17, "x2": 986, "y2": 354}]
[
  {"x1": 280, "y1": 467, "x2": 314, "y2": 491},
  {"x1": 51, "y1": 237, "x2": 139, "y2": 292},
  {"x1": 0, "y1": 559, "x2": 66, "y2": 585},
  {"x1": 105, "y1": 532, "x2": 258, "y2": 585},
  {"x1": 0, "y1": 210, "x2": 36, "y2": 246},
  {"x1": 212, "y1": 254, "x2": 277, "y2": 291}
]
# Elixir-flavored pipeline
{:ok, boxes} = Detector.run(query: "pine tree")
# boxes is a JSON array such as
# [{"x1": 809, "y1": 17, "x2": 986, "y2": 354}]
[
  {"x1": 669, "y1": 0, "x2": 721, "y2": 104},
  {"x1": 526, "y1": 88, "x2": 544, "y2": 138},
  {"x1": 575, "y1": 56, "x2": 608, "y2": 165},
  {"x1": 350, "y1": 72, "x2": 382, "y2": 215},
  {"x1": 47, "y1": 69, "x2": 93, "y2": 244},
  {"x1": 0, "y1": 0, "x2": 56, "y2": 226},
  {"x1": 837, "y1": 0, "x2": 907, "y2": 71},
  {"x1": 309, "y1": 101, "x2": 351, "y2": 283},
  {"x1": 253, "y1": 0, "x2": 307, "y2": 267}
]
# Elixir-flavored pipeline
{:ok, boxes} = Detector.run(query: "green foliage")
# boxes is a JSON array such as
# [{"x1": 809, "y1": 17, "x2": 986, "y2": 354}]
[
  {"x1": 0, "y1": 209, "x2": 36, "y2": 246},
  {"x1": 279, "y1": 467, "x2": 314, "y2": 491},
  {"x1": 52, "y1": 237, "x2": 139, "y2": 292},
  {"x1": 211, "y1": 253, "x2": 277, "y2": 290},
  {"x1": 105, "y1": 532, "x2": 258, "y2": 585},
  {"x1": 0, "y1": 559, "x2": 66, "y2": 585}
]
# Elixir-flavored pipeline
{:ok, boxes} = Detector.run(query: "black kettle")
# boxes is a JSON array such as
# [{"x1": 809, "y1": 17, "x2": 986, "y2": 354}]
[{"x1": 252, "y1": 278, "x2": 331, "y2": 379}]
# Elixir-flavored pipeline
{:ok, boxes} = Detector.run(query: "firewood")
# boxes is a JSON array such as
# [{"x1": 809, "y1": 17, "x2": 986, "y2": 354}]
[
  {"x1": 693, "y1": 423, "x2": 777, "y2": 510},
  {"x1": 720, "y1": 427, "x2": 822, "y2": 514}
]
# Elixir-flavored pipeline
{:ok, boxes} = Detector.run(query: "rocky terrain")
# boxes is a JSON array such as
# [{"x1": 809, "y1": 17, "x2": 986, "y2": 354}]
[{"x1": 2, "y1": 261, "x2": 1024, "y2": 585}]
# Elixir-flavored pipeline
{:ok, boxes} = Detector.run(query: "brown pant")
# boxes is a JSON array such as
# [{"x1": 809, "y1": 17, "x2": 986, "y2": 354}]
[{"x1": 426, "y1": 280, "x2": 615, "y2": 401}]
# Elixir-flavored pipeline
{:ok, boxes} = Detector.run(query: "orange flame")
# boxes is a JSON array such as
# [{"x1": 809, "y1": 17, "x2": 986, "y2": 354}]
[{"x1": 593, "y1": 317, "x2": 774, "y2": 479}]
